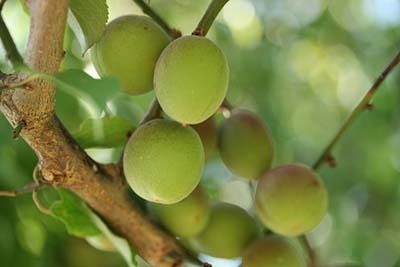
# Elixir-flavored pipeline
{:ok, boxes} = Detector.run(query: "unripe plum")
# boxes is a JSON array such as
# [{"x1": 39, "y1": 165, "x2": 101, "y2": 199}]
[
  {"x1": 242, "y1": 235, "x2": 306, "y2": 267},
  {"x1": 255, "y1": 164, "x2": 328, "y2": 236},
  {"x1": 149, "y1": 186, "x2": 210, "y2": 238},
  {"x1": 188, "y1": 202, "x2": 258, "y2": 258},
  {"x1": 123, "y1": 119, "x2": 204, "y2": 204},
  {"x1": 92, "y1": 15, "x2": 171, "y2": 95},
  {"x1": 218, "y1": 110, "x2": 274, "y2": 179},
  {"x1": 191, "y1": 117, "x2": 217, "y2": 160},
  {"x1": 154, "y1": 35, "x2": 229, "y2": 124}
]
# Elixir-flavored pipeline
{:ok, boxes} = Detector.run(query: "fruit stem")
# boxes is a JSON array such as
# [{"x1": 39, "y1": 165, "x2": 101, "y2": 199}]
[
  {"x1": 312, "y1": 51, "x2": 400, "y2": 170},
  {"x1": 193, "y1": 0, "x2": 230, "y2": 36},
  {"x1": 132, "y1": 0, "x2": 181, "y2": 38},
  {"x1": 300, "y1": 235, "x2": 318, "y2": 267},
  {"x1": 139, "y1": 97, "x2": 163, "y2": 125}
]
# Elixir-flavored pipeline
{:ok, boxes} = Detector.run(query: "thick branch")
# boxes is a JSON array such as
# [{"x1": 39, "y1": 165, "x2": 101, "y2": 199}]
[
  {"x1": 193, "y1": 0, "x2": 230, "y2": 36},
  {"x1": 0, "y1": 0, "x2": 185, "y2": 266},
  {"x1": 313, "y1": 51, "x2": 400, "y2": 169}
]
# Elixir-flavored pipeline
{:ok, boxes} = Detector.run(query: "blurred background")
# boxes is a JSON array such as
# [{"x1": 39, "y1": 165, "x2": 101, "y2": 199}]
[{"x1": 1, "y1": 0, "x2": 400, "y2": 266}]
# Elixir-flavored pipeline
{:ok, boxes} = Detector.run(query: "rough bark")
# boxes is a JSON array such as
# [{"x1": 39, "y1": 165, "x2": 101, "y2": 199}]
[{"x1": 0, "y1": 1, "x2": 185, "y2": 266}]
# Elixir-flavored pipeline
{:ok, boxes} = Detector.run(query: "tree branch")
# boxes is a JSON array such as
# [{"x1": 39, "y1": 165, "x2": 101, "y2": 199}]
[
  {"x1": 193, "y1": 0, "x2": 230, "y2": 36},
  {"x1": 313, "y1": 51, "x2": 400, "y2": 170},
  {"x1": 132, "y1": 0, "x2": 181, "y2": 38},
  {"x1": 0, "y1": 1, "x2": 25, "y2": 68},
  {"x1": 303, "y1": 50, "x2": 400, "y2": 267},
  {"x1": 0, "y1": 1, "x2": 186, "y2": 266}
]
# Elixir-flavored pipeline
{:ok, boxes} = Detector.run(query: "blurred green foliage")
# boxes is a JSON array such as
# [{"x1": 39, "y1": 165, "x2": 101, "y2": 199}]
[{"x1": 1, "y1": 0, "x2": 400, "y2": 266}]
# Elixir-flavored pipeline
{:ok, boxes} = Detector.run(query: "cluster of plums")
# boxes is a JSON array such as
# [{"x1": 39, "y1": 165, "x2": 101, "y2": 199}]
[{"x1": 92, "y1": 15, "x2": 328, "y2": 267}]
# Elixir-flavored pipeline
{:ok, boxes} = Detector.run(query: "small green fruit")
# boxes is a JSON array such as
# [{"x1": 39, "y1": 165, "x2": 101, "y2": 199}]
[
  {"x1": 218, "y1": 110, "x2": 274, "y2": 179},
  {"x1": 242, "y1": 235, "x2": 306, "y2": 267},
  {"x1": 92, "y1": 15, "x2": 171, "y2": 95},
  {"x1": 188, "y1": 202, "x2": 258, "y2": 258},
  {"x1": 149, "y1": 186, "x2": 210, "y2": 238},
  {"x1": 255, "y1": 164, "x2": 328, "y2": 236},
  {"x1": 191, "y1": 117, "x2": 217, "y2": 160},
  {"x1": 123, "y1": 119, "x2": 204, "y2": 204},
  {"x1": 154, "y1": 36, "x2": 229, "y2": 124}
]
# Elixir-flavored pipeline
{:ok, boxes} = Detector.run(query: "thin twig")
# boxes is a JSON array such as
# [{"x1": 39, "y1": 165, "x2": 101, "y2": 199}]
[
  {"x1": 193, "y1": 0, "x2": 230, "y2": 36},
  {"x1": 132, "y1": 0, "x2": 181, "y2": 38},
  {"x1": 313, "y1": 51, "x2": 400, "y2": 170},
  {"x1": 0, "y1": 2, "x2": 25, "y2": 68},
  {"x1": 0, "y1": 182, "x2": 44, "y2": 197}
]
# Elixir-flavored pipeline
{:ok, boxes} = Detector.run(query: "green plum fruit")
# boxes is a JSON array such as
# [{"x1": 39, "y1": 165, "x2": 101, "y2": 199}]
[
  {"x1": 191, "y1": 117, "x2": 217, "y2": 160},
  {"x1": 218, "y1": 110, "x2": 274, "y2": 179},
  {"x1": 255, "y1": 164, "x2": 328, "y2": 236},
  {"x1": 149, "y1": 186, "x2": 210, "y2": 238},
  {"x1": 92, "y1": 15, "x2": 171, "y2": 95},
  {"x1": 242, "y1": 235, "x2": 306, "y2": 267},
  {"x1": 188, "y1": 202, "x2": 258, "y2": 258},
  {"x1": 123, "y1": 119, "x2": 204, "y2": 204},
  {"x1": 154, "y1": 35, "x2": 229, "y2": 124}
]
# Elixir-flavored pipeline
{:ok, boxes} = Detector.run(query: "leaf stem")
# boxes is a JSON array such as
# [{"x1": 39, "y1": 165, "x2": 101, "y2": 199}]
[
  {"x1": 132, "y1": 0, "x2": 181, "y2": 38},
  {"x1": 313, "y1": 51, "x2": 400, "y2": 170},
  {"x1": 193, "y1": 0, "x2": 230, "y2": 36}
]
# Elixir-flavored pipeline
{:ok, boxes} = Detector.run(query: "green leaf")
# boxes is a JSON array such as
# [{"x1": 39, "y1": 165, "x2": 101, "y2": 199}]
[
  {"x1": 89, "y1": 211, "x2": 137, "y2": 267},
  {"x1": 69, "y1": 0, "x2": 108, "y2": 54},
  {"x1": 73, "y1": 116, "x2": 135, "y2": 148},
  {"x1": 50, "y1": 189, "x2": 137, "y2": 266},
  {"x1": 53, "y1": 69, "x2": 121, "y2": 116},
  {"x1": 50, "y1": 189, "x2": 101, "y2": 237},
  {"x1": 17, "y1": 0, "x2": 30, "y2": 15}
]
